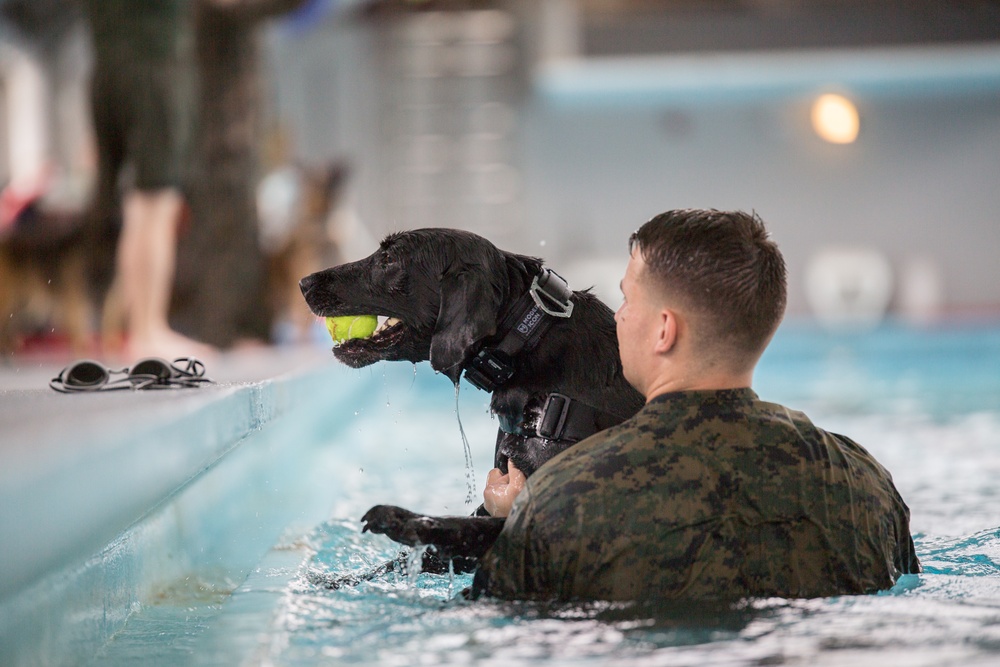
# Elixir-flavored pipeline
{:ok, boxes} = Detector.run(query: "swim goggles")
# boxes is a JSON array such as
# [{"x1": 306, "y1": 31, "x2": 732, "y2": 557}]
[{"x1": 49, "y1": 357, "x2": 214, "y2": 393}]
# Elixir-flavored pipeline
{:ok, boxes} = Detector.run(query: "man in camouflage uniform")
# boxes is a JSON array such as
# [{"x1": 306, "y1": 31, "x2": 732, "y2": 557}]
[{"x1": 473, "y1": 209, "x2": 919, "y2": 601}]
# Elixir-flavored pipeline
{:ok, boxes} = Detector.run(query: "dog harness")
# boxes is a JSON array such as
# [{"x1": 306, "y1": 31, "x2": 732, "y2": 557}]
[
  {"x1": 463, "y1": 268, "x2": 620, "y2": 444},
  {"x1": 463, "y1": 267, "x2": 574, "y2": 393}
]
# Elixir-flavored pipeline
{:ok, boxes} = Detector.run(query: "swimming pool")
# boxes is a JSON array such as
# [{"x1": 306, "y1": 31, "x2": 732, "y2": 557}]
[{"x1": 95, "y1": 321, "x2": 1000, "y2": 665}]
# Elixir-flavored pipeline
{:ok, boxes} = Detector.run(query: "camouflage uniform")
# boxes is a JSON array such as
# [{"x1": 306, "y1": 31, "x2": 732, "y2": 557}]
[{"x1": 474, "y1": 388, "x2": 919, "y2": 601}]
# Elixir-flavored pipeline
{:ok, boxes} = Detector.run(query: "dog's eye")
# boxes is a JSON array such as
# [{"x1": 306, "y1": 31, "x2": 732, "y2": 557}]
[
  {"x1": 375, "y1": 253, "x2": 405, "y2": 290},
  {"x1": 375, "y1": 250, "x2": 398, "y2": 268}
]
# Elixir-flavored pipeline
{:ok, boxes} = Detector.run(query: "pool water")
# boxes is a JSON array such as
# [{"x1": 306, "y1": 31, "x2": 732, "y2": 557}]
[{"x1": 110, "y1": 322, "x2": 1000, "y2": 665}]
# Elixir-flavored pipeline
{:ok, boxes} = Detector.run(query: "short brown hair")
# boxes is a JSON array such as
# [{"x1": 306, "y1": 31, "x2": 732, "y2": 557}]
[{"x1": 629, "y1": 209, "x2": 787, "y2": 360}]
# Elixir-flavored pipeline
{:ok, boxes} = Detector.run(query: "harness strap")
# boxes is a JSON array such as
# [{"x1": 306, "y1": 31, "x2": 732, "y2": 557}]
[
  {"x1": 463, "y1": 267, "x2": 574, "y2": 393},
  {"x1": 495, "y1": 391, "x2": 619, "y2": 443},
  {"x1": 534, "y1": 393, "x2": 613, "y2": 443}
]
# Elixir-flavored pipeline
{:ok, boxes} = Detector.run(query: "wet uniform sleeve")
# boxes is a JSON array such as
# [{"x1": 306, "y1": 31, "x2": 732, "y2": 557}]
[
  {"x1": 475, "y1": 483, "x2": 548, "y2": 597},
  {"x1": 475, "y1": 440, "x2": 718, "y2": 601}
]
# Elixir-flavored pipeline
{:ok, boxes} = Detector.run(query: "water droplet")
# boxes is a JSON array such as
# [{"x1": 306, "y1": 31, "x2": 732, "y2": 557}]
[
  {"x1": 454, "y1": 383, "x2": 476, "y2": 504},
  {"x1": 539, "y1": 239, "x2": 546, "y2": 247},
  {"x1": 406, "y1": 545, "x2": 429, "y2": 587}
]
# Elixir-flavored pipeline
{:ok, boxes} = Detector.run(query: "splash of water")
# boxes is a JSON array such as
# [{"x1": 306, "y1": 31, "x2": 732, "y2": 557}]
[
  {"x1": 406, "y1": 545, "x2": 429, "y2": 588},
  {"x1": 454, "y1": 382, "x2": 477, "y2": 505}
]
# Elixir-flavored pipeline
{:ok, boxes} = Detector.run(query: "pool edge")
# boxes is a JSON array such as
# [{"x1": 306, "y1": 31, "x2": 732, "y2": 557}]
[{"x1": 0, "y1": 362, "x2": 349, "y2": 667}]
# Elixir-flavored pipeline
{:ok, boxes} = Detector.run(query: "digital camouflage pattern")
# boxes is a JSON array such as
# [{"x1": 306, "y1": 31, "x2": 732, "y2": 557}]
[{"x1": 474, "y1": 388, "x2": 920, "y2": 601}]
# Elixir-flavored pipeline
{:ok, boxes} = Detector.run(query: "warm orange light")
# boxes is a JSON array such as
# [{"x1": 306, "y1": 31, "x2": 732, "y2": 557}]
[{"x1": 811, "y1": 94, "x2": 860, "y2": 144}]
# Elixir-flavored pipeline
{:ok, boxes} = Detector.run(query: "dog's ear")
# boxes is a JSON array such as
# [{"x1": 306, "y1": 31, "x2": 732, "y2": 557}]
[{"x1": 430, "y1": 267, "x2": 502, "y2": 383}]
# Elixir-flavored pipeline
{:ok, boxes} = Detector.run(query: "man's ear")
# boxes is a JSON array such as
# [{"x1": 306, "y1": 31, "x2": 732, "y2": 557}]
[
  {"x1": 654, "y1": 308, "x2": 678, "y2": 355},
  {"x1": 429, "y1": 266, "x2": 503, "y2": 383}
]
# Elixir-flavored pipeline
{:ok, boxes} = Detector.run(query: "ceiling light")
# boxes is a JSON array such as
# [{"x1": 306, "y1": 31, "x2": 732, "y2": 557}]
[{"x1": 811, "y1": 93, "x2": 860, "y2": 144}]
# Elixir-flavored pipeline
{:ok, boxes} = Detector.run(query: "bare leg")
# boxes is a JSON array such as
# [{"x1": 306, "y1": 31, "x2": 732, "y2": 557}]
[{"x1": 118, "y1": 188, "x2": 215, "y2": 360}]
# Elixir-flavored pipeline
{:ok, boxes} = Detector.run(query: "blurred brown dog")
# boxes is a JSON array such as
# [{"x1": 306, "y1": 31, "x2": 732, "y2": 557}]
[
  {"x1": 259, "y1": 162, "x2": 347, "y2": 343},
  {"x1": 0, "y1": 161, "x2": 349, "y2": 354},
  {"x1": 0, "y1": 204, "x2": 97, "y2": 355}
]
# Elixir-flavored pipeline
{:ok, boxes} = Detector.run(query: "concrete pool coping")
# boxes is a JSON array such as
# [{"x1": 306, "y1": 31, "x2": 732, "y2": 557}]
[{"x1": 0, "y1": 346, "x2": 346, "y2": 665}]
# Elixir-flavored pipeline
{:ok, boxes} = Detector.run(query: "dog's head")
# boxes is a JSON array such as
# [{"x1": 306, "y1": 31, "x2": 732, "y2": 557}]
[{"x1": 300, "y1": 228, "x2": 538, "y2": 382}]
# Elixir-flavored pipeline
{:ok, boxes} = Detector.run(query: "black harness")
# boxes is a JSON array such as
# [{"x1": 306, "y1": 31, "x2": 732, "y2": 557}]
[{"x1": 463, "y1": 268, "x2": 618, "y2": 444}]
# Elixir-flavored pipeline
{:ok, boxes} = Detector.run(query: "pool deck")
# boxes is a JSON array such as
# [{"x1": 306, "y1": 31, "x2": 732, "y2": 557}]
[{"x1": 0, "y1": 344, "x2": 345, "y2": 665}]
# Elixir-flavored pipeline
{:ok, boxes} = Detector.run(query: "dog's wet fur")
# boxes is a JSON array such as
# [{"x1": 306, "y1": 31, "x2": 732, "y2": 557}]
[{"x1": 300, "y1": 228, "x2": 643, "y2": 578}]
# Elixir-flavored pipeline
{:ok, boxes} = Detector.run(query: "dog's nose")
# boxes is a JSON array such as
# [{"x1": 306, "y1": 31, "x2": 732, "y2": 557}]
[{"x1": 299, "y1": 273, "x2": 317, "y2": 296}]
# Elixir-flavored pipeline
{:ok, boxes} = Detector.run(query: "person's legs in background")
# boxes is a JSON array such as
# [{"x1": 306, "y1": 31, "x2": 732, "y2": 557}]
[
  {"x1": 117, "y1": 186, "x2": 212, "y2": 359},
  {"x1": 85, "y1": 0, "x2": 213, "y2": 361}
]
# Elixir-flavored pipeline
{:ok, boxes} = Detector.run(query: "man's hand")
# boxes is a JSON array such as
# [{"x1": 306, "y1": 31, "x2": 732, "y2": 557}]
[{"x1": 483, "y1": 459, "x2": 526, "y2": 517}]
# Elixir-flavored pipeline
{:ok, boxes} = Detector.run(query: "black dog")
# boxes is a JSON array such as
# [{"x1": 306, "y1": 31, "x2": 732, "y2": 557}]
[{"x1": 300, "y1": 229, "x2": 643, "y2": 575}]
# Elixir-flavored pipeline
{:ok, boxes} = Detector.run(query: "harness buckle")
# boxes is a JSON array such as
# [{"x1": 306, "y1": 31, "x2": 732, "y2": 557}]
[
  {"x1": 530, "y1": 269, "x2": 574, "y2": 319},
  {"x1": 537, "y1": 393, "x2": 572, "y2": 440},
  {"x1": 464, "y1": 349, "x2": 515, "y2": 392}
]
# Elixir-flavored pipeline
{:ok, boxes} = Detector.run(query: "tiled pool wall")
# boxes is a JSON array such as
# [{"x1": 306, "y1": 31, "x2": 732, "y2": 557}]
[{"x1": 0, "y1": 366, "x2": 352, "y2": 666}]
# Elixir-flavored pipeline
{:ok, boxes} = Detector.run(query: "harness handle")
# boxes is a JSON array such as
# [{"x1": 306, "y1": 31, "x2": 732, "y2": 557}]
[{"x1": 530, "y1": 269, "x2": 574, "y2": 318}]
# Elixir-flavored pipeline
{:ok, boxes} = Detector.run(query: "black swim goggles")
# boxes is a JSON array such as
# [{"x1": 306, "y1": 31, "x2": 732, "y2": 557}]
[{"x1": 49, "y1": 357, "x2": 214, "y2": 393}]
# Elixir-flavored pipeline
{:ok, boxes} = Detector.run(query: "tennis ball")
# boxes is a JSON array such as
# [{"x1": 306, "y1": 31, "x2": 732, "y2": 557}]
[{"x1": 326, "y1": 315, "x2": 378, "y2": 343}]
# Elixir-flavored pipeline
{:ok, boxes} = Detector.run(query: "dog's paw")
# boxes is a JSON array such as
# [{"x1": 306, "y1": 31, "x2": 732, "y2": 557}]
[{"x1": 360, "y1": 505, "x2": 423, "y2": 545}]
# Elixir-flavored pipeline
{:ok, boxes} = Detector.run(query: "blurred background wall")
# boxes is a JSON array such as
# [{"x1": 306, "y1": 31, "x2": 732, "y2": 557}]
[
  {"x1": 2, "y1": 0, "x2": 999, "y2": 338},
  {"x1": 266, "y1": 0, "x2": 1000, "y2": 320}
]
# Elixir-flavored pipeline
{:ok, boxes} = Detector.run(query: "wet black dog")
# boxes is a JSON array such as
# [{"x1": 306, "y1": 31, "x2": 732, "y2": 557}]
[{"x1": 300, "y1": 228, "x2": 643, "y2": 573}]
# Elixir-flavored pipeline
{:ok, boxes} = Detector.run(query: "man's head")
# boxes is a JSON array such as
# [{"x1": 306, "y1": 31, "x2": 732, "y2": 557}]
[{"x1": 615, "y1": 209, "x2": 787, "y2": 398}]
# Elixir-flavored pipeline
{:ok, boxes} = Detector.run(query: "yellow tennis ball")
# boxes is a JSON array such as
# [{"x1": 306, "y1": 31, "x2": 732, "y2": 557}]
[{"x1": 326, "y1": 315, "x2": 378, "y2": 343}]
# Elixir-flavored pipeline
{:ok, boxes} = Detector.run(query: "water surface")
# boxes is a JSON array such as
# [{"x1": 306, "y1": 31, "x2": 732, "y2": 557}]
[{"x1": 271, "y1": 323, "x2": 1000, "y2": 666}]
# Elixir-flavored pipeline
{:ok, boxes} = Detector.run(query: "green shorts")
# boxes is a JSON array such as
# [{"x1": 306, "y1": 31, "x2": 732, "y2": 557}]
[{"x1": 90, "y1": 57, "x2": 195, "y2": 192}]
